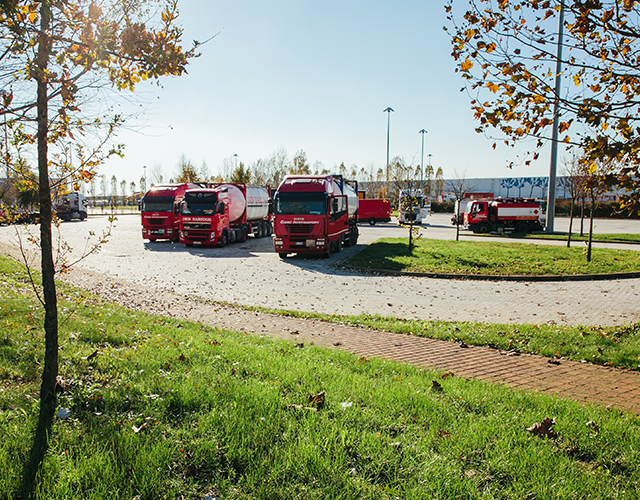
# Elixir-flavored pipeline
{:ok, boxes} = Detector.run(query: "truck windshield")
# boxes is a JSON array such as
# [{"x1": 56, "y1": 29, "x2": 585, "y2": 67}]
[
  {"x1": 142, "y1": 196, "x2": 173, "y2": 212},
  {"x1": 181, "y1": 192, "x2": 218, "y2": 215},
  {"x1": 275, "y1": 193, "x2": 327, "y2": 215}
]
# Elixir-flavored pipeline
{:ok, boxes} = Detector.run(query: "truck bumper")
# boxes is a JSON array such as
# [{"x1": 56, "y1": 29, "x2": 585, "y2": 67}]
[{"x1": 273, "y1": 236, "x2": 328, "y2": 253}]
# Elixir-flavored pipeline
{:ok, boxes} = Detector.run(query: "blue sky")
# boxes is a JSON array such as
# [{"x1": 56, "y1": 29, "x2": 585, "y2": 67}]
[{"x1": 101, "y1": 0, "x2": 557, "y2": 185}]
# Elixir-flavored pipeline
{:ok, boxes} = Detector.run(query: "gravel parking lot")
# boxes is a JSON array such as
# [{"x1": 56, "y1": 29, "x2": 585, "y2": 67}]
[{"x1": 1, "y1": 213, "x2": 639, "y2": 326}]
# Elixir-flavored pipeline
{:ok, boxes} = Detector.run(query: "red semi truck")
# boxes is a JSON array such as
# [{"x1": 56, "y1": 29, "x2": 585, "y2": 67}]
[
  {"x1": 464, "y1": 198, "x2": 545, "y2": 234},
  {"x1": 358, "y1": 198, "x2": 391, "y2": 225},
  {"x1": 179, "y1": 183, "x2": 272, "y2": 246},
  {"x1": 141, "y1": 183, "x2": 199, "y2": 241},
  {"x1": 273, "y1": 174, "x2": 359, "y2": 258}
]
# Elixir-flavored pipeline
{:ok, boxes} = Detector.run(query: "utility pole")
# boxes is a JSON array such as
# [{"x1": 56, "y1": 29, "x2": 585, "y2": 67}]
[
  {"x1": 546, "y1": 1, "x2": 565, "y2": 233},
  {"x1": 383, "y1": 107, "x2": 394, "y2": 182},
  {"x1": 419, "y1": 129, "x2": 427, "y2": 190}
]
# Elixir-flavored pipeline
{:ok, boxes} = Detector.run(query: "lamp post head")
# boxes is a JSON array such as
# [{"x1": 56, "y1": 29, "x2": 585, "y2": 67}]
[
  {"x1": 419, "y1": 129, "x2": 428, "y2": 134},
  {"x1": 383, "y1": 107, "x2": 394, "y2": 113}
]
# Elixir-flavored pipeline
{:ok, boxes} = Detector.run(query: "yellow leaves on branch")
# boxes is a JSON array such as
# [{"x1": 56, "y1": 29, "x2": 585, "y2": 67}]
[
  {"x1": 558, "y1": 121, "x2": 571, "y2": 134},
  {"x1": 461, "y1": 58, "x2": 474, "y2": 72},
  {"x1": 486, "y1": 81, "x2": 500, "y2": 93}
]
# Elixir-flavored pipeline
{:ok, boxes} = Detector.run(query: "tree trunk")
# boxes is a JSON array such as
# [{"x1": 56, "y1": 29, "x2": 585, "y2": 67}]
[
  {"x1": 567, "y1": 197, "x2": 574, "y2": 248},
  {"x1": 409, "y1": 219, "x2": 413, "y2": 251},
  {"x1": 580, "y1": 197, "x2": 585, "y2": 236},
  {"x1": 36, "y1": 1, "x2": 58, "y2": 407},
  {"x1": 587, "y1": 194, "x2": 594, "y2": 263}
]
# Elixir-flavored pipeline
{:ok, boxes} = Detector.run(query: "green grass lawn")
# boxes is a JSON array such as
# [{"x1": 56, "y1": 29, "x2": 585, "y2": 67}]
[
  {"x1": 346, "y1": 237, "x2": 640, "y2": 276},
  {"x1": 485, "y1": 232, "x2": 640, "y2": 244},
  {"x1": 2, "y1": 257, "x2": 640, "y2": 498}
]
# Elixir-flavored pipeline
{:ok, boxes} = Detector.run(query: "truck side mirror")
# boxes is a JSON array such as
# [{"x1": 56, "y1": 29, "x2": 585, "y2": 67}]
[
  {"x1": 217, "y1": 201, "x2": 225, "y2": 214},
  {"x1": 332, "y1": 198, "x2": 339, "y2": 213}
]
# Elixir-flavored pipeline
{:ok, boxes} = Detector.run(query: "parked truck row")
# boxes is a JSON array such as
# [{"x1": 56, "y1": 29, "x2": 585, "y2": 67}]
[
  {"x1": 141, "y1": 182, "x2": 272, "y2": 246},
  {"x1": 141, "y1": 179, "x2": 546, "y2": 255}
]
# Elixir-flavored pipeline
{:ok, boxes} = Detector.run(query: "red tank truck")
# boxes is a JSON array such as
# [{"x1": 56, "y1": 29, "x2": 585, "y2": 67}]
[
  {"x1": 464, "y1": 198, "x2": 545, "y2": 234},
  {"x1": 273, "y1": 175, "x2": 359, "y2": 258},
  {"x1": 179, "y1": 183, "x2": 272, "y2": 246},
  {"x1": 141, "y1": 183, "x2": 199, "y2": 242}
]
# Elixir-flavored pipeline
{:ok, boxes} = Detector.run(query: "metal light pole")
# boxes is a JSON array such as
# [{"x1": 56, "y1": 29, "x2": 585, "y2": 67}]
[
  {"x1": 383, "y1": 107, "x2": 394, "y2": 182},
  {"x1": 233, "y1": 153, "x2": 238, "y2": 170},
  {"x1": 546, "y1": 1, "x2": 565, "y2": 233},
  {"x1": 419, "y1": 129, "x2": 427, "y2": 189}
]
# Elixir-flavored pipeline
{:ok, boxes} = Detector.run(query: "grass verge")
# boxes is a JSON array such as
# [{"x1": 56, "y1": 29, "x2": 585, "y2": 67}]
[
  {"x1": 480, "y1": 232, "x2": 640, "y2": 244},
  {"x1": 345, "y1": 237, "x2": 640, "y2": 276},
  {"x1": 2, "y1": 256, "x2": 640, "y2": 498}
]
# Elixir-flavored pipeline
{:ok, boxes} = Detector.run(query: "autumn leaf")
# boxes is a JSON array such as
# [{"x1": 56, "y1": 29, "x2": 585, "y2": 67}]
[
  {"x1": 307, "y1": 391, "x2": 326, "y2": 409},
  {"x1": 527, "y1": 417, "x2": 557, "y2": 438},
  {"x1": 461, "y1": 58, "x2": 474, "y2": 72}
]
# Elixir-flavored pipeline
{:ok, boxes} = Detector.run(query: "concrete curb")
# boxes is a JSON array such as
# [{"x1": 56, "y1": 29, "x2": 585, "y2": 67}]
[{"x1": 339, "y1": 265, "x2": 640, "y2": 282}]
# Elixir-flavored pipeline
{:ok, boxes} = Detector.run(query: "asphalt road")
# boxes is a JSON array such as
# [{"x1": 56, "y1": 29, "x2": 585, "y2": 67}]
[{"x1": 1, "y1": 213, "x2": 639, "y2": 326}]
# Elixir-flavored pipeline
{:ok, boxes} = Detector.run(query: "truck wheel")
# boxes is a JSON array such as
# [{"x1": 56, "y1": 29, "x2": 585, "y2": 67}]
[
  {"x1": 278, "y1": 252, "x2": 287, "y2": 259},
  {"x1": 477, "y1": 222, "x2": 491, "y2": 234},
  {"x1": 515, "y1": 222, "x2": 530, "y2": 234},
  {"x1": 219, "y1": 231, "x2": 228, "y2": 246},
  {"x1": 241, "y1": 226, "x2": 248, "y2": 242},
  {"x1": 268, "y1": 221, "x2": 273, "y2": 235},
  {"x1": 323, "y1": 243, "x2": 333, "y2": 259},
  {"x1": 255, "y1": 224, "x2": 263, "y2": 238},
  {"x1": 369, "y1": 218, "x2": 376, "y2": 225},
  {"x1": 335, "y1": 236, "x2": 342, "y2": 253}
]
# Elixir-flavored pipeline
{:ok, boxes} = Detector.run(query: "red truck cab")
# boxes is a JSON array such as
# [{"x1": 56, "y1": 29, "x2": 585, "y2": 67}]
[
  {"x1": 141, "y1": 184, "x2": 197, "y2": 241},
  {"x1": 273, "y1": 175, "x2": 358, "y2": 258}
]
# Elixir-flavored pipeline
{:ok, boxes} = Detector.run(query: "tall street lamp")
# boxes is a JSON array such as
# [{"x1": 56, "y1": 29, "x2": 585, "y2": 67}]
[
  {"x1": 419, "y1": 129, "x2": 427, "y2": 188},
  {"x1": 546, "y1": 1, "x2": 565, "y2": 233},
  {"x1": 233, "y1": 153, "x2": 238, "y2": 170},
  {"x1": 383, "y1": 107, "x2": 394, "y2": 182}
]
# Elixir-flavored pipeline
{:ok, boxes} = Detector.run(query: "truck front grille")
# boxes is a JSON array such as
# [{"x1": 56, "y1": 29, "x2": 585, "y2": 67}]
[
  {"x1": 184, "y1": 231, "x2": 209, "y2": 241},
  {"x1": 183, "y1": 222, "x2": 210, "y2": 230},
  {"x1": 148, "y1": 217, "x2": 166, "y2": 226},
  {"x1": 285, "y1": 224, "x2": 313, "y2": 234}
]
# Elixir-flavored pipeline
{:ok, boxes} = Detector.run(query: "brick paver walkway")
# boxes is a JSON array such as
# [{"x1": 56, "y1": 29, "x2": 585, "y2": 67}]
[{"x1": 60, "y1": 269, "x2": 640, "y2": 416}]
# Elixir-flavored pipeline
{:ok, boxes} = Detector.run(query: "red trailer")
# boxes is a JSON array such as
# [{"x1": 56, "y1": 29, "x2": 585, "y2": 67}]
[
  {"x1": 141, "y1": 184, "x2": 199, "y2": 241},
  {"x1": 273, "y1": 175, "x2": 359, "y2": 258},
  {"x1": 358, "y1": 198, "x2": 391, "y2": 225}
]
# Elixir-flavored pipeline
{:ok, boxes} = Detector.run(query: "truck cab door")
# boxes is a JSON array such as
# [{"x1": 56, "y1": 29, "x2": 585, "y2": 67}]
[{"x1": 328, "y1": 195, "x2": 348, "y2": 239}]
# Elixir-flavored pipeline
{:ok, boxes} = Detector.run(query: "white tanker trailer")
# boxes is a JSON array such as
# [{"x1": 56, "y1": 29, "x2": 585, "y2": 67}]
[{"x1": 179, "y1": 183, "x2": 272, "y2": 247}]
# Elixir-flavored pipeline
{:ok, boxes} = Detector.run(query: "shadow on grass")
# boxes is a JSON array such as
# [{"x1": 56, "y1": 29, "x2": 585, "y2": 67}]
[
  {"x1": 19, "y1": 398, "x2": 55, "y2": 500},
  {"x1": 348, "y1": 242, "x2": 413, "y2": 270}
]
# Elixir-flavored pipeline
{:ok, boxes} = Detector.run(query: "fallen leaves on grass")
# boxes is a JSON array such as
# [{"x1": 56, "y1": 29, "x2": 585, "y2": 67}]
[{"x1": 527, "y1": 417, "x2": 557, "y2": 439}]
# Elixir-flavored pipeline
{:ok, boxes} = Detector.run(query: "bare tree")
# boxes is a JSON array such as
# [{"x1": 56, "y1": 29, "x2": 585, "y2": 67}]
[
  {"x1": 446, "y1": 171, "x2": 475, "y2": 241},
  {"x1": 561, "y1": 153, "x2": 587, "y2": 248},
  {"x1": 150, "y1": 163, "x2": 165, "y2": 185},
  {"x1": 175, "y1": 154, "x2": 199, "y2": 183},
  {"x1": 120, "y1": 179, "x2": 127, "y2": 208}
]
